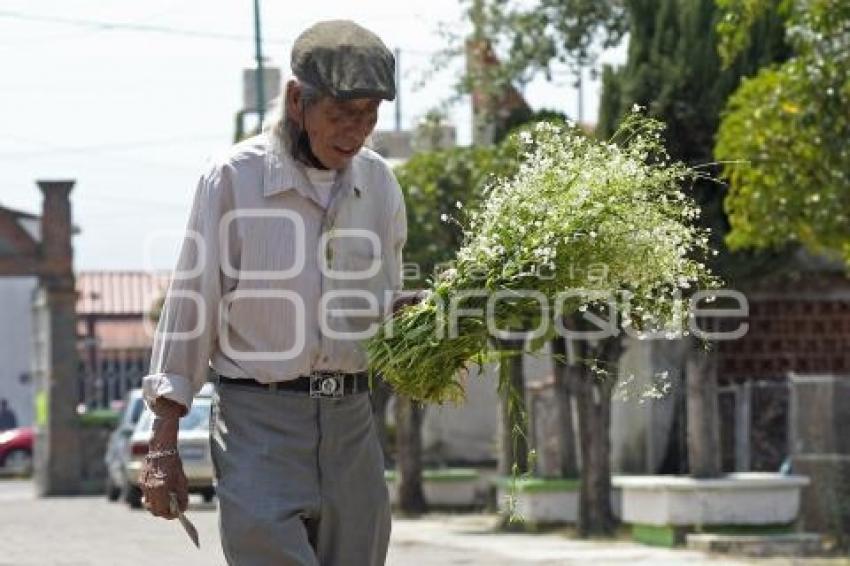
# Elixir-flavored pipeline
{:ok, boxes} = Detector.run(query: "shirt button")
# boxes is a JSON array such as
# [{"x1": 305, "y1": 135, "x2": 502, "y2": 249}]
[{"x1": 322, "y1": 356, "x2": 329, "y2": 362}]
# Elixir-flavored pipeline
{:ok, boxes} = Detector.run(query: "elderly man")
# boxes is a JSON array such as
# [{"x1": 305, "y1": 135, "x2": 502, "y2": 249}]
[{"x1": 140, "y1": 20, "x2": 408, "y2": 566}]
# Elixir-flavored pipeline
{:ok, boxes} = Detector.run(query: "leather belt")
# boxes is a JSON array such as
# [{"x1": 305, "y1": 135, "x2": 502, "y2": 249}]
[{"x1": 218, "y1": 371, "x2": 370, "y2": 398}]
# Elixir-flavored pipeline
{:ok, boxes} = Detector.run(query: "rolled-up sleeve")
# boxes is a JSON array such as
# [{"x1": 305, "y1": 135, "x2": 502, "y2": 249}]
[{"x1": 143, "y1": 164, "x2": 236, "y2": 411}]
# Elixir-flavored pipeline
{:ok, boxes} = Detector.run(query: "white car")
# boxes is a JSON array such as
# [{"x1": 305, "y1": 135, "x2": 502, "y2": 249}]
[
  {"x1": 104, "y1": 389, "x2": 146, "y2": 502},
  {"x1": 124, "y1": 384, "x2": 215, "y2": 508}
]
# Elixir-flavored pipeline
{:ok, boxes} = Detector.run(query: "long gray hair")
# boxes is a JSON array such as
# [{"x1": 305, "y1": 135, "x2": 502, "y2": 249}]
[{"x1": 265, "y1": 76, "x2": 324, "y2": 161}]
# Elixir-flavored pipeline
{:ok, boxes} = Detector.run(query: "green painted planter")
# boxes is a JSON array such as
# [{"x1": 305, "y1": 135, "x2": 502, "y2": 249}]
[
  {"x1": 632, "y1": 522, "x2": 795, "y2": 548},
  {"x1": 615, "y1": 474, "x2": 809, "y2": 547},
  {"x1": 493, "y1": 476, "x2": 586, "y2": 524},
  {"x1": 77, "y1": 409, "x2": 120, "y2": 429},
  {"x1": 494, "y1": 477, "x2": 580, "y2": 493},
  {"x1": 385, "y1": 468, "x2": 484, "y2": 507}
]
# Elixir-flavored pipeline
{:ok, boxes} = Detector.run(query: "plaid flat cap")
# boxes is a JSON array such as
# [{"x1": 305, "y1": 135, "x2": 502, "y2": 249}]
[{"x1": 291, "y1": 20, "x2": 396, "y2": 101}]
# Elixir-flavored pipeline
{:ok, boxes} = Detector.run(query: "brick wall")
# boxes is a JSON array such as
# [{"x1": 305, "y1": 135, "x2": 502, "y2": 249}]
[{"x1": 718, "y1": 298, "x2": 850, "y2": 381}]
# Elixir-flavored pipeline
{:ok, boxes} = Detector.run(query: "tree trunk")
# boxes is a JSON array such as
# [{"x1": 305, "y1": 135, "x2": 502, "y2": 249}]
[
  {"x1": 551, "y1": 335, "x2": 578, "y2": 478},
  {"x1": 395, "y1": 395, "x2": 428, "y2": 515},
  {"x1": 574, "y1": 336, "x2": 621, "y2": 537},
  {"x1": 686, "y1": 339, "x2": 722, "y2": 478},
  {"x1": 497, "y1": 339, "x2": 529, "y2": 476}
]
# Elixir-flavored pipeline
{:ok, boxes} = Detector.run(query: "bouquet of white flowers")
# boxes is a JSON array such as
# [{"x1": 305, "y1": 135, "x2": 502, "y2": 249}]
[{"x1": 369, "y1": 111, "x2": 720, "y2": 404}]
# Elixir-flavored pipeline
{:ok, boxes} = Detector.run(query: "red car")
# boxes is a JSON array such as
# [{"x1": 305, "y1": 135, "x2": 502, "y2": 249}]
[{"x1": 0, "y1": 427, "x2": 34, "y2": 476}]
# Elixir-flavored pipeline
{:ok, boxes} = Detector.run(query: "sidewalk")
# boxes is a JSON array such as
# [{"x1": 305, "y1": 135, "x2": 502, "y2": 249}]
[{"x1": 0, "y1": 479, "x2": 841, "y2": 565}]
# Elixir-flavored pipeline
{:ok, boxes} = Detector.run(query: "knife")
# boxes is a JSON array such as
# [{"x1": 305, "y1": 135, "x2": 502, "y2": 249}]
[{"x1": 169, "y1": 492, "x2": 200, "y2": 548}]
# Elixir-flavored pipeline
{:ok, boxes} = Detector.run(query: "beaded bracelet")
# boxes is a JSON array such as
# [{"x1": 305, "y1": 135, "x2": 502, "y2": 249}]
[{"x1": 145, "y1": 447, "x2": 179, "y2": 460}]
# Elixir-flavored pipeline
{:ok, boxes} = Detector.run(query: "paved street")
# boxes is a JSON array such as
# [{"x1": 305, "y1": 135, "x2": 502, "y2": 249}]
[{"x1": 0, "y1": 479, "x2": 841, "y2": 565}]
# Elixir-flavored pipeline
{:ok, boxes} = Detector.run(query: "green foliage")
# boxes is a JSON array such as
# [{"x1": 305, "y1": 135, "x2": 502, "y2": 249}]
[
  {"x1": 596, "y1": 0, "x2": 789, "y2": 282},
  {"x1": 149, "y1": 295, "x2": 165, "y2": 324},
  {"x1": 494, "y1": 108, "x2": 570, "y2": 145},
  {"x1": 715, "y1": 0, "x2": 850, "y2": 264},
  {"x1": 78, "y1": 409, "x2": 121, "y2": 429},
  {"x1": 715, "y1": 0, "x2": 793, "y2": 67},
  {"x1": 597, "y1": 0, "x2": 787, "y2": 160}
]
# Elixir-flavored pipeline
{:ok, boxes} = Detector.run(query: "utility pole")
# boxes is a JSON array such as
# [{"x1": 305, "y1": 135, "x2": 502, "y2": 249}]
[
  {"x1": 253, "y1": 0, "x2": 266, "y2": 127},
  {"x1": 394, "y1": 47, "x2": 402, "y2": 131}
]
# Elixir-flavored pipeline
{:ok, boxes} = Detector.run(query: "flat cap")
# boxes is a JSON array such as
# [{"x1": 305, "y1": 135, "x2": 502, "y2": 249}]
[{"x1": 291, "y1": 20, "x2": 396, "y2": 101}]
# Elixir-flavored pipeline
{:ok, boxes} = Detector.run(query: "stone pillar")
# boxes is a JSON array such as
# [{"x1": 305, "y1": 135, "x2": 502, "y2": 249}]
[
  {"x1": 33, "y1": 180, "x2": 82, "y2": 496},
  {"x1": 37, "y1": 180, "x2": 75, "y2": 285},
  {"x1": 790, "y1": 374, "x2": 850, "y2": 541}
]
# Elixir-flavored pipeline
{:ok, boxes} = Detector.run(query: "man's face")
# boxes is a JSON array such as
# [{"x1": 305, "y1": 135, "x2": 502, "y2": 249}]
[{"x1": 288, "y1": 82, "x2": 381, "y2": 170}]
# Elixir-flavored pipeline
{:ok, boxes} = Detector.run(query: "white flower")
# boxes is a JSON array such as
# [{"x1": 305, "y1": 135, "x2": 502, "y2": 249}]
[
  {"x1": 632, "y1": 103, "x2": 643, "y2": 112},
  {"x1": 455, "y1": 201, "x2": 463, "y2": 209},
  {"x1": 439, "y1": 268, "x2": 457, "y2": 281},
  {"x1": 369, "y1": 113, "x2": 720, "y2": 404}
]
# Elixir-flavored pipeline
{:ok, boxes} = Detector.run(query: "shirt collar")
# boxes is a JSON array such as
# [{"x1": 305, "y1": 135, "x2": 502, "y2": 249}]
[{"x1": 263, "y1": 134, "x2": 362, "y2": 201}]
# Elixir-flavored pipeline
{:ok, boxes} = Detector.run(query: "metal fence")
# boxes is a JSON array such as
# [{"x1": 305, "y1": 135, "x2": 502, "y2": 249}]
[
  {"x1": 77, "y1": 348, "x2": 152, "y2": 410},
  {"x1": 718, "y1": 377, "x2": 790, "y2": 473}
]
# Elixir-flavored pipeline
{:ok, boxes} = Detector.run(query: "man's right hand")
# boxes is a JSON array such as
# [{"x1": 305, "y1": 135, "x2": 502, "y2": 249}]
[{"x1": 140, "y1": 398, "x2": 189, "y2": 519}]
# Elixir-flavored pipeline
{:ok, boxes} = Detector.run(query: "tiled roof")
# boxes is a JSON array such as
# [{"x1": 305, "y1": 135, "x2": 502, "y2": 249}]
[
  {"x1": 76, "y1": 271, "x2": 170, "y2": 316},
  {"x1": 0, "y1": 204, "x2": 40, "y2": 221}
]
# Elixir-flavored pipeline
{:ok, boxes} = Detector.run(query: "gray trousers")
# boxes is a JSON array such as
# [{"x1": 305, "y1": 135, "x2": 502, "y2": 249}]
[{"x1": 210, "y1": 381, "x2": 391, "y2": 566}]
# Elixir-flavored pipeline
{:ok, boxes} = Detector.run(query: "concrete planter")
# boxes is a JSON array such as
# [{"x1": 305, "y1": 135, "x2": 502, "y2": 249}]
[
  {"x1": 493, "y1": 478, "x2": 623, "y2": 525},
  {"x1": 496, "y1": 478, "x2": 580, "y2": 524},
  {"x1": 614, "y1": 473, "x2": 810, "y2": 528},
  {"x1": 385, "y1": 468, "x2": 483, "y2": 508}
]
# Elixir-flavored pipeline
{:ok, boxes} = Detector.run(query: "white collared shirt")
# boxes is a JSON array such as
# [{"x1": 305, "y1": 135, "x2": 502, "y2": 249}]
[{"x1": 142, "y1": 133, "x2": 407, "y2": 410}]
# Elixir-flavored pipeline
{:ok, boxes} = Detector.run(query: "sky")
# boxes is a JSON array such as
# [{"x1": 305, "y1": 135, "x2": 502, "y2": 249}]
[{"x1": 0, "y1": 0, "x2": 626, "y2": 270}]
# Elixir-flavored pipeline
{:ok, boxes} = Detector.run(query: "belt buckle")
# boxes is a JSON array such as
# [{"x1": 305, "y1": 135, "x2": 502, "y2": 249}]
[{"x1": 310, "y1": 373, "x2": 344, "y2": 399}]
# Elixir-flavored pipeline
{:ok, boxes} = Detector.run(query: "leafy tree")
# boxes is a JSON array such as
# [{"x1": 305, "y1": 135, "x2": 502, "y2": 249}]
[
  {"x1": 394, "y1": 145, "x2": 506, "y2": 288},
  {"x1": 454, "y1": 0, "x2": 629, "y2": 92},
  {"x1": 494, "y1": 108, "x2": 570, "y2": 144},
  {"x1": 715, "y1": 0, "x2": 850, "y2": 265}
]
